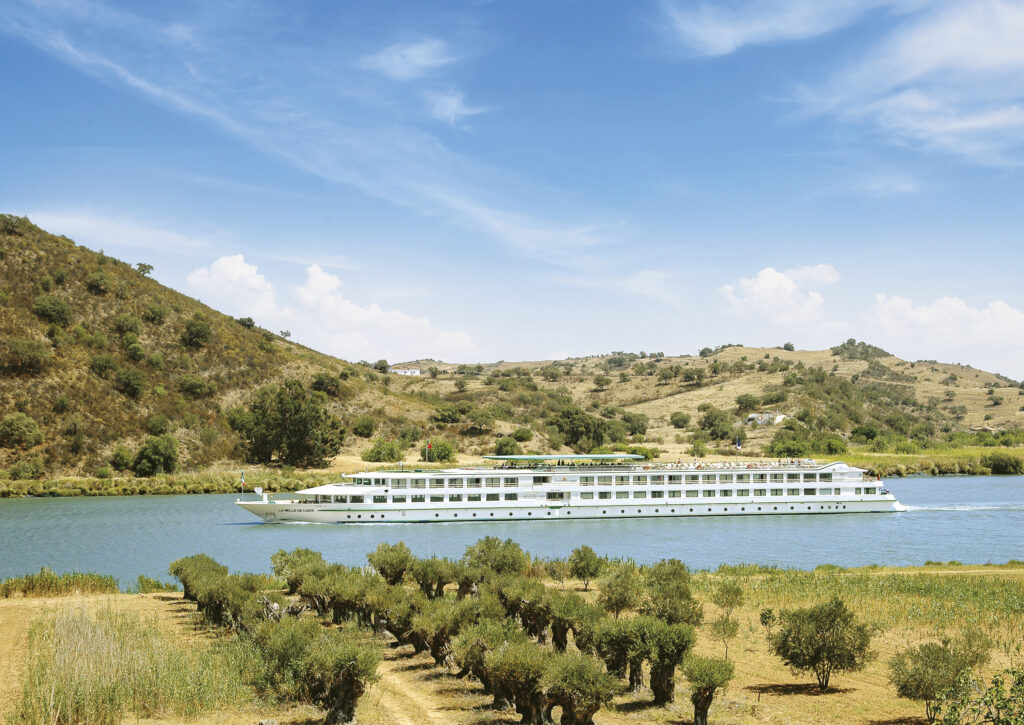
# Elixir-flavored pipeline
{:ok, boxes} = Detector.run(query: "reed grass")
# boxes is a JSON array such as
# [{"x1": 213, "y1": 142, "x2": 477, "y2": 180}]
[
  {"x1": 11, "y1": 605, "x2": 248, "y2": 724},
  {"x1": 0, "y1": 568, "x2": 119, "y2": 598}
]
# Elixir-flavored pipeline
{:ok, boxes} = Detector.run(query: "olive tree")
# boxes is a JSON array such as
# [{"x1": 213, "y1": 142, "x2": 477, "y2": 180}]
[
  {"x1": 889, "y1": 631, "x2": 992, "y2": 722},
  {"x1": 485, "y1": 640, "x2": 549, "y2": 725},
  {"x1": 683, "y1": 655, "x2": 734, "y2": 725},
  {"x1": 367, "y1": 542, "x2": 414, "y2": 585},
  {"x1": 543, "y1": 653, "x2": 620, "y2": 725},
  {"x1": 598, "y1": 566, "x2": 643, "y2": 618},
  {"x1": 649, "y1": 621, "x2": 697, "y2": 705},
  {"x1": 568, "y1": 545, "x2": 603, "y2": 591},
  {"x1": 769, "y1": 597, "x2": 875, "y2": 691}
]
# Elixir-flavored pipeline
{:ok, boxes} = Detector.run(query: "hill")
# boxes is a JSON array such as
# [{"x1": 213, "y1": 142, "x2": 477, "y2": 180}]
[{"x1": 2, "y1": 214, "x2": 1023, "y2": 483}]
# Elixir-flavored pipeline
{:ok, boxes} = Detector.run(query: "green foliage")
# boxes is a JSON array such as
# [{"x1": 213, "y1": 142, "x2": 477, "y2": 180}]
[
  {"x1": 831, "y1": 338, "x2": 890, "y2": 360},
  {"x1": 109, "y1": 445, "x2": 133, "y2": 472},
  {"x1": 683, "y1": 655, "x2": 734, "y2": 725},
  {"x1": 621, "y1": 411, "x2": 648, "y2": 436},
  {"x1": 362, "y1": 438, "x2": 404, "y2": 462},
  {"x1": 511, "y1": 427, "x2": 533, "y2": 442},
  {"x1": 782, "y1": 342, "x2": 795, "y2": 351},
  {"x1": 132, "y1": 435, "x2": 178, "y2": 477},
  {"x1": 4, "y1": 337, "x2": 51, "y2": 374},
  {"x1": 0, "y1": 412, "x2": 43, "y2": 448},
  {"x1": 236, "y1": 316, "x2": 255, "y2": 328},
  {"x1": 569, "y1": 545, "x2": 603, "y2": 590},
  {"x1": 270, "y1": 547, "x2": 327, "y2": 595},
  {"x1": 462, "y1": 537, "x2": 529, "y2": 577},
  {"x1": 697, "y1": 405, "x2": 736, "y2": 441},
  {"x1": 643, "y1": 559, "x2": 703, "y2": 626},
  {"x1": 889, "y1": 631, "x2": 992, "y2": 722},
  {"x1": 113, "y1": 366, "x2": 146, "y2": 399},
  {"x1": 421, "y1": 438, "x2": 456, "y2": 463},
  {"x1": 146, "y1": 414, "x2": 170, "y2": 435},
  {"x1": 141, "y1": 304, "x2": 166, "y2": 324},
  {"x1": 735, "y1": 393, "x2": 760, "y2": 414},
  {"x1": 352, "y1": 415, "x2": 377, "y2": 438},
  {"x1": 670, "y1": 411, "x2": 691, "y2": 429},
  {"x1": 543, "y1": 653, "x2": 620, "y2": 724},
  {"x1": 648, "y1": 620, "x2": 698, "y2": 704},
  {"x1": 95, "y1": 465, "x2": 113, "y2": 479},
  {"x1": 555, "y1": 407, "x2": 608, "y2": 453},
  {"x1": 89, "y1": 354, "x2": 118, "y2": 378},
  {"x1": 368, "y1": 542, "x2": 414, "y2": 585},
  {"x1": 983, "y1": 451, "x2": 1024, "y2": 475},
  {"x1": 10, "y1": 456, "x2": 45, "y2": 479},
  {"x1": 310, "y1": 372, "x2": 343, "y2": 397},
  {"x1": 30, "y1": 294, "x2": 73, "y2": 326},
  {"x1": 494, "y1": 436, "x2": 522, "y2": 456},
  {"x1": 178, "y1": 374, "x2": 216, "y2": 398},
  {"x1": 86, "y1": 271, "x2": 112, "y2": 294},
  {"x1": 935, "y1": 667, "x2": 1024, "y2": 725},
  {"x1": 229, "y1": 380, "x2": 343, "y2": 467},
  {"x1": 599, "y1": 566, "x2": 643, "y2": 618},
  {"x1": 131, "y1": 574, "x2": 179, "y2": 593},
  {"x1": 1, "y1": 567, "x2": 119, "y2": 598},
  {"x1": 113, "y1": 313, "x2": 141, "y2": 335},
  {"x1": 181, "y1": 315, "x2": 212, "y2": 349},
  {"x1": 769, "y1": 597, "x2": 876, "y2": 691}
]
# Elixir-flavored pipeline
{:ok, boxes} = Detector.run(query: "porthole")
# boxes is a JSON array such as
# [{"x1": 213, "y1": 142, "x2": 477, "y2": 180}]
[
  {"x1": 621, "y1": 509, "x2": 625, "y2": 514},
  {"x1": 741, "y1": 507, "x2": 745, "y2": 511},
  {"x1": 509, "y1": 512, "x2": 513, "y2": 516},
  {"x1": 670, "y1": 508, "x2": 675, "y2": 513},
  {"x1": 454, "y1": 513, "x2": 458, "y2": 518},
  {"x1": 357, "y1": 515, "x2": 361, "y2": 519},
  {"x1": 724, "y1": 507, "x2": 728, "y2": 512},
  {"x1": 528, "y1": 512, "x2": 533, "y2": 516},
  {"x1": 472, "y1": 513, "x2": 477, "y2": 517},
  {"x1": 689, "y1": 508, "x2": 694, "y2": 512},
  {"x1": 490, "y1": 513, "x2": 494, "y2": 517},
  {"x1": 566, "y1": 511, "x2": 571, "y2": 515},
  {"x1": 654, "y1": 509, "x2": 659, "y2": 513},
  {"x1": 435, "y1": 513, "x2": 439, "y2": 518},
  {"x1": 637, "y1": 509, "x2": 642, "y2": 514},
  {"x1": 773, "y1": 506, "x2": 778, "y2": 511},
  {"x1": 347, "y1": 515, "x2": 351, "y2": 519},
  {"x1": 602, "y1": 510, "x2": 607, "y2": 514},
  {"x1": 707, "y1": 507, "x2": 712, "y2": 512},
  {"x1": 790, "y1": 506, "x2": 794, "y2": 510},
  {"x1": 369, "y1": 515, "x2": 373, "y2": 519},
  {"x1": 757, "y1": 507, "x2": 761, "y2": 511}
]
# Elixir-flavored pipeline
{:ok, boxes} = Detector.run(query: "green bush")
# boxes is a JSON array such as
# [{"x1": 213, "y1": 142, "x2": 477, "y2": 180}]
[
  {"x1": 462, "y1": 537, "x2": 529, "y2": 577},
  {"x1": 494, "y1": 437, "x2": 522, "y2": 456},
  {"x1": 146, "y1": 415, "x2": 170, "y2": 435},
  {"x1": 113, "y1": 313, "x2": 141, "y2": 335},
  {"x1": 96, "y1": 465, "x2": 113, "y2": 479},
  {"x1": 181, "y1": 315, "x2": 212, "y2": 349},
  {"x1": 271, "y1": 548, "x2": 327, "y2": 595},
  {"x1": 362, "y1": 438, "x2": 403, "y2": 462},
  {"x1": 310, "y1": 372, "x2": 343, "y2": 397},
  {"x1": 133, "y1": 435, "x2": 178, "y2": 477},
  {"x1": 142, "y1": 304, "x2": 167, "y2": 325},
  {"x1": 511, "y1": 427, "x2": 533, "y2": 442},
  {"x1": 89, "y1": 354, "x2": 119, "y2": 378},
  {"x1": 569, "y1": 546, "x2": 603, "y2": 591},
  {"x1": 114, "y1": 366, "x2": 146, "y2": 398},
  {"x1": 0, "y1": 412, "x2": 44, "y2": 448},
  {"x1": 352, "y1": 416, "x2": 377, "y2": 438},
  {"x1": 683, "y1": 655, "x2": 734, "y2": 725},
  {"x1": 179, "y1": 374, "x2": 216, "y2": 398},
  {"x1": 10, "y1": 456, "x2": 45, "y2": 480},
  {"x1": 421, "y1": 439, "x2": 456, "y2": 463},
  {"x1": 30, "y1": 294, "x2": 73, "y2": 326},
  {"x1": 109, "y1": 445, "x2": 133, "y2": 472},
  {"x1": 543, "y1": 652, "x2": 620, "y2": 723},
  {"x1": 131, "y1": 574, "x2": 179, "y2": 593},
  {"x1": 169, "y1": 554, "x2": 229, "y2": 601},
  {"x1": 368, "y1": 542, "x2": 415, "y2": 585},
  {"x1": 4, "y1": 338, "x2": 51, "y2": 374},
  {"x1": 86, "y1": 270, "x2": 112, "y2": 294}
]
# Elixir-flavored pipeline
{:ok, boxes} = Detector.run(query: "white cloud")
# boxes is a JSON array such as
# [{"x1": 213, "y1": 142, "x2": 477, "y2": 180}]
[
  {"x1": 357, "y1": 38, "x2": 454, "y2": 80},
  {"x1": 805, "y1": 1, "x2": 1024, "y2": 163},
  {"x1": 293, "y1": 264, "x2": 476, "y2": 362},
  {"x1": 187, "y1": 255, "x2": 287, "y2": 321},
  {"x1": 423, "y1": 91, "x2": 487, "y2": 125},
  {"x1": 662, "y1": 0, "x2": 913, "y2": 56},
  {"x1": 720, "y1": 264, "x2": 840, "y2": 325},
  {"x1": 871, "y1": 294, "x2": 1024, "y2": 378}
]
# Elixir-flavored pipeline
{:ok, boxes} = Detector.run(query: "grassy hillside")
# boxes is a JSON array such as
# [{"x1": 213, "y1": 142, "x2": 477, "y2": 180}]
[{"x1": 2, "y1": 213, "x2": 1023, "y2": 485}]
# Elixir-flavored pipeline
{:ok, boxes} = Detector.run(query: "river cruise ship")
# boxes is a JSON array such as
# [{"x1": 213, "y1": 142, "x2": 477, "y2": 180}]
[{"x1": 236, "y1": 455, "x2": 906, "y2": 524}]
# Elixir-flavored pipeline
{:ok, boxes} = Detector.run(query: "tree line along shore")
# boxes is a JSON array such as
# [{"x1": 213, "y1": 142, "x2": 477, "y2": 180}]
[{"x1": 2, "y1": 541, "x2": 1023, "y2": 724}]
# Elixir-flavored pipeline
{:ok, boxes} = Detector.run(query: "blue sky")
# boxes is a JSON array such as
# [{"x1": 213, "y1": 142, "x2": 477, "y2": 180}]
[{"x1": 3, "y1": 0, "x2": 1024, "y2": 377}]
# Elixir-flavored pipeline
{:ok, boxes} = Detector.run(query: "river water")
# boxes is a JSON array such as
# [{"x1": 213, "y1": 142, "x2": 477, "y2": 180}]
[{"x1": 2, "y1": 475, "x2": 1023, "y2": 587}]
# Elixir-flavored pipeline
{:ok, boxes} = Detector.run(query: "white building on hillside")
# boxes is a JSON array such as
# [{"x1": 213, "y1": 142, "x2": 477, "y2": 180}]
[
  {"x1": 746, "y1": 412, "x2": 788, "y2": 426},
  {"x1": 390, "y1": 368, "x2": 421, "y2": 376}
]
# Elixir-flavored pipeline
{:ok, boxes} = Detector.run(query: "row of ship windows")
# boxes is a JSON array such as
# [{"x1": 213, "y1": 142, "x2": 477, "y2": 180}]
[
  {"x1": 340, "y1": 504, "x2": 852, "y2": 520},
  {"x1": 323, "y1": 487, "x2": 877, "y2": 504},
  {"x1": 364, "y1": 472, "x2": 839, "y2": 489}
]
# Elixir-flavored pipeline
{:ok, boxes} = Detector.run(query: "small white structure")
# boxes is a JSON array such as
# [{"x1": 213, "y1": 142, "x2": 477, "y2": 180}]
[
  {"x1": 746, "y1": 412, "x2": 788, "y2": 426},
  {"x1": 389, "y1": 368, "x2": 421, "y2": 376}
]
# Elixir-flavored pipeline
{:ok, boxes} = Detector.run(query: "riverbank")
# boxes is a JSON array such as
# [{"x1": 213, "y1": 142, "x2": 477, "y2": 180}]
[
  {"x1": 2, "y1": 447, "x2": 1023, "y2": 498},
  {"x1": 3, "y1": 559, "x2": 1023, "y2": 724}
]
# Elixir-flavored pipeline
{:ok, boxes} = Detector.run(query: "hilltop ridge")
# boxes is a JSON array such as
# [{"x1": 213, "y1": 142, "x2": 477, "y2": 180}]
[{"x1": 2, "y1": 214, "x2": 1022, "y2": 481}]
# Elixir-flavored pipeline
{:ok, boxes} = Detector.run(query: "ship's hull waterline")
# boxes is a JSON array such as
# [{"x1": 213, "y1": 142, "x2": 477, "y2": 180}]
[{"x1": 236, "y1": 497, "x2": 907, "y2": 524}]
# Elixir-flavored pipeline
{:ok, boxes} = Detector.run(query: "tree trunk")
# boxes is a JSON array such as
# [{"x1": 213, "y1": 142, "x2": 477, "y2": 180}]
[
  {"x1": 692, "y1": 690, "x2": 713, "y2": 725},
  {"x1": 551, "y1": 622, "x2": 569, "y2": 652},
  {"x1": 650, "y1": 662, "x2": 676, "y2": 705},
  {"x1": 322, "y1": 677, "x2": 364, "y2": 724},
  {"x1": 627, "y1": 659, "x2": 644, "y2": 691}
]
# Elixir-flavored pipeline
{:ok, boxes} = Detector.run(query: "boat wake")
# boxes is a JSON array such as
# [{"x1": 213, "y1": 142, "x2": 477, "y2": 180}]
[{"x1": 903, "y1": 504, "x2": 1024, "y2": 512}]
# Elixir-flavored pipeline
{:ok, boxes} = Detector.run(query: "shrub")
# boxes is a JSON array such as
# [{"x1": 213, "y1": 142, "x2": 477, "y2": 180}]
[
  {"x1": 30, "y1": 294, "x2": 72, "y2": 326},
  {"x1": 310, "y1": 372, "x2": 342, "y2": 397},
  {"x1": 598, "y1": 566, "x2": 643, "y2": 618},
  {"x1": 621, "y1": 412, "x2": 648, "y2": 436},
  {"x1": 421, "y1": 439, "x2": 456, "y2": 463},
  {"x1": 462, "y1": 537, "x2": 529, "y2": 577},
  {"x1": 4, "y1": 338, "x2": 51, "y2": 374},
  {"x1": 132, "y1": 574, "x2": 179, "y2": 593},
  {"x1": 96, "y1": 465, "x2": 113, "y2": 479},
  {"x1": 109, "y1": 445, "x2": 133, "y2": 472},
  {"x1": 9, "y1": 456, "x2": 45, "y2": 480},
  {"x1": 132, "y1": 435, "x2": 178, "y2": 476},
  {"x1": 889, "y1": 631, "x2": 992, "y2": 722},
  {"x1": 769, "y1": 597, "x2": 875, "y2": 691},
  {"x1": 146, "y1": 414, "x2": 170, "y2": 435},
  {"x1": 179, "y1": 374, "x2": 216, "y2": 399},
  {"x1": 1, "y1": 568, "x2": 119, "y2": 598},
  {"x1": 89, "y1": 354, "x2": 119, "y2": 378},
  {"x1": 142, "y1": 304, "x2": 167, "y2": 324},
  {"x1": 113, "y1": 313, "x2": 141, "y2": 335},
  {"x1": 353, "y1": 416, "x2": 376, "y2": 438},
  {"x1": 511, "y1": 427, "x2": 533, "y2": 442},
  {"x1": 543, "y1": 653, "x2": 620, "y2": 723},
  {"x1": 494, "y1": 437, "x2": 522, "y2": 456},
  {"x1": 114, "y1": 366, "x2": 146, "y2": 398},
  {"x1": 181, "y1": 315, "x2": 212, "y2": 349},
  {"x1": 0, "y1": 412, "x2": 43, "y2": 448},
  {"x1": 86, "y1": 271, "x2": 112, "y2": 294},
  {"x1": 362, "y1": 438, "x2": 403, "y2": 462},
  {"x1": 236, "y1": 316, "x2": 255, "y2": 328},
  {"x1": 125, "y1": 342, "x2": 144, "y2": 362},
  {"x1": 270, "y1": 548, "x2": 327, "y2": 595},
  {"x1": 169, "y1": 554, "x2": 228, "y2": 601}
]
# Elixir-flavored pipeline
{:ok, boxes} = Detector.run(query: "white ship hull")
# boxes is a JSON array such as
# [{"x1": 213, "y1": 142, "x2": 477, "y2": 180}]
[{"x1": 237, "y1": 495, "x2": 907, "y2": 524}]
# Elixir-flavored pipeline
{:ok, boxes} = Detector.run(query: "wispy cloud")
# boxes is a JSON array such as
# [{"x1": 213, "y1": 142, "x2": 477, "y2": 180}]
[
  {"x1": 661, "y1": 0, "x2": 913, "y2": 56},
  {"x1": 27, "y1": 210, "x2": 212, "y2": 253},
  {"x1": 423, "y1": 90, "x2": 488, "y2": 126},
  {"x1": 357, "y1": 38, "x2": 455, "y2": 80},
  {"x1": 0, "y1": 2, "x2": 615, "y2": 268}
]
